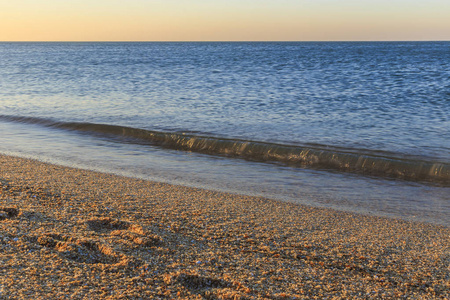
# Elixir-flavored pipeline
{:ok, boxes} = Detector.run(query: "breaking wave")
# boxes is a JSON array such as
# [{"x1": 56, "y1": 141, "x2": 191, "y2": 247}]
[{"x1": 1, "y1": 115, "x2": 449, "y2": 185}]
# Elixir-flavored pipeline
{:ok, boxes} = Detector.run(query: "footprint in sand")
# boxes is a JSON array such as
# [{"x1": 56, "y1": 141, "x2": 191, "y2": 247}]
[
  {"x1": 85, "y1": 217, "x2": 162, "y2": 248},
  {"x1": 0, "y1": 207, "x2": 19, "y2": 221},
  {"x1": 174, "y1": 273, "x2": 231, "y2": 291},
  {"x1": 85, "y1": 217, "x2": 130, "y2": 232},
  {"x1": 32, "y1": 233, "x2": 121, "y2": 264}
]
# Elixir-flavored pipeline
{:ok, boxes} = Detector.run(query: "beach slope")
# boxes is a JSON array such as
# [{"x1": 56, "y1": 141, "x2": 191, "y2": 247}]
[{"x1": 0, "y1": 154, "x2": 449, "y2": 299}]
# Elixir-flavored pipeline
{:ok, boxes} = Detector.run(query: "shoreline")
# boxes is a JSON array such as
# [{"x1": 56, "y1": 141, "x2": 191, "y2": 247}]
[{"x1": 0, "y1": 154, "x2": 449, "y2": 299}]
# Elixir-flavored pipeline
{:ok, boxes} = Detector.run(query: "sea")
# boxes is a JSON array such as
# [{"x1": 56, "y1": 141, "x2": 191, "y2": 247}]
[{"x1": 0, "y1": 42, "x2": 449, "y2": 226}]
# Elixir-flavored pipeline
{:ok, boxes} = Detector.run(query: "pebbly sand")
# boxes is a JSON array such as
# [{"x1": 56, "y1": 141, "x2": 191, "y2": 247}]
[{"x1": 0, "y1": 154, "x2": 449, "y2": 299}]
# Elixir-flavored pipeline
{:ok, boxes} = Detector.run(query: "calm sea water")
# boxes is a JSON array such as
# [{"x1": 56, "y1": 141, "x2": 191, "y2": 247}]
[{"x1": 0, "y1": 42, "x2": 449, "y2": 225}]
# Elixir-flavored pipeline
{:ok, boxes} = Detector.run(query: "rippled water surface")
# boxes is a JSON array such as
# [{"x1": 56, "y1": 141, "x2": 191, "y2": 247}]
[{"x1": 0, "y1": 42, "x2": 449, "y2": 225}]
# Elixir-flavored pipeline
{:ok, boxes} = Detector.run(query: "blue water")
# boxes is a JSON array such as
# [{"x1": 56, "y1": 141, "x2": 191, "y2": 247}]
[{"x1": 0, "y1": 42, "x2": 449, "y2": 225}]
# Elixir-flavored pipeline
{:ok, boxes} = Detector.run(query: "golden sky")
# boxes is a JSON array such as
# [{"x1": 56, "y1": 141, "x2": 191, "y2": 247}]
[{"x1": 0, "y1": 0, "x2": 449, "y2": 41}]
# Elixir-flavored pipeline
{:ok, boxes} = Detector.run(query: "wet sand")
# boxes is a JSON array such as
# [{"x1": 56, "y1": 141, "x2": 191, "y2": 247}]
[{"x1": 0, "y1": 154, "x2": 449, "y2": 299}]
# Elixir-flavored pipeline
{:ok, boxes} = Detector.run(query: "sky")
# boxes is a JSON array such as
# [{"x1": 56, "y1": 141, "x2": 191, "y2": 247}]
[{"x1": 0, "y1": 0, "x2": 449, "y2": 41}]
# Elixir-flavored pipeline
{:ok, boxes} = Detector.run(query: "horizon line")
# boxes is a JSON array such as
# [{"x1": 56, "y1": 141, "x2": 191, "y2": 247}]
[{"x1": 1, "y1": 40, "x2": 449, "y2": 43}]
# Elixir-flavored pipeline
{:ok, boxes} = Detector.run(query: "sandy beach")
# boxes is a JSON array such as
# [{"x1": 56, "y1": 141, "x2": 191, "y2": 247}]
[{"x1": 0, "y1": 154, "x2": 448, "y2": 299}]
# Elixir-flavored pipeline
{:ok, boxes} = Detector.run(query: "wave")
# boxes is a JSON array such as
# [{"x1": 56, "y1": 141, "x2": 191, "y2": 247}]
[{"x1": 1, "y1": 115, "x2": 449, "y2": 185}]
